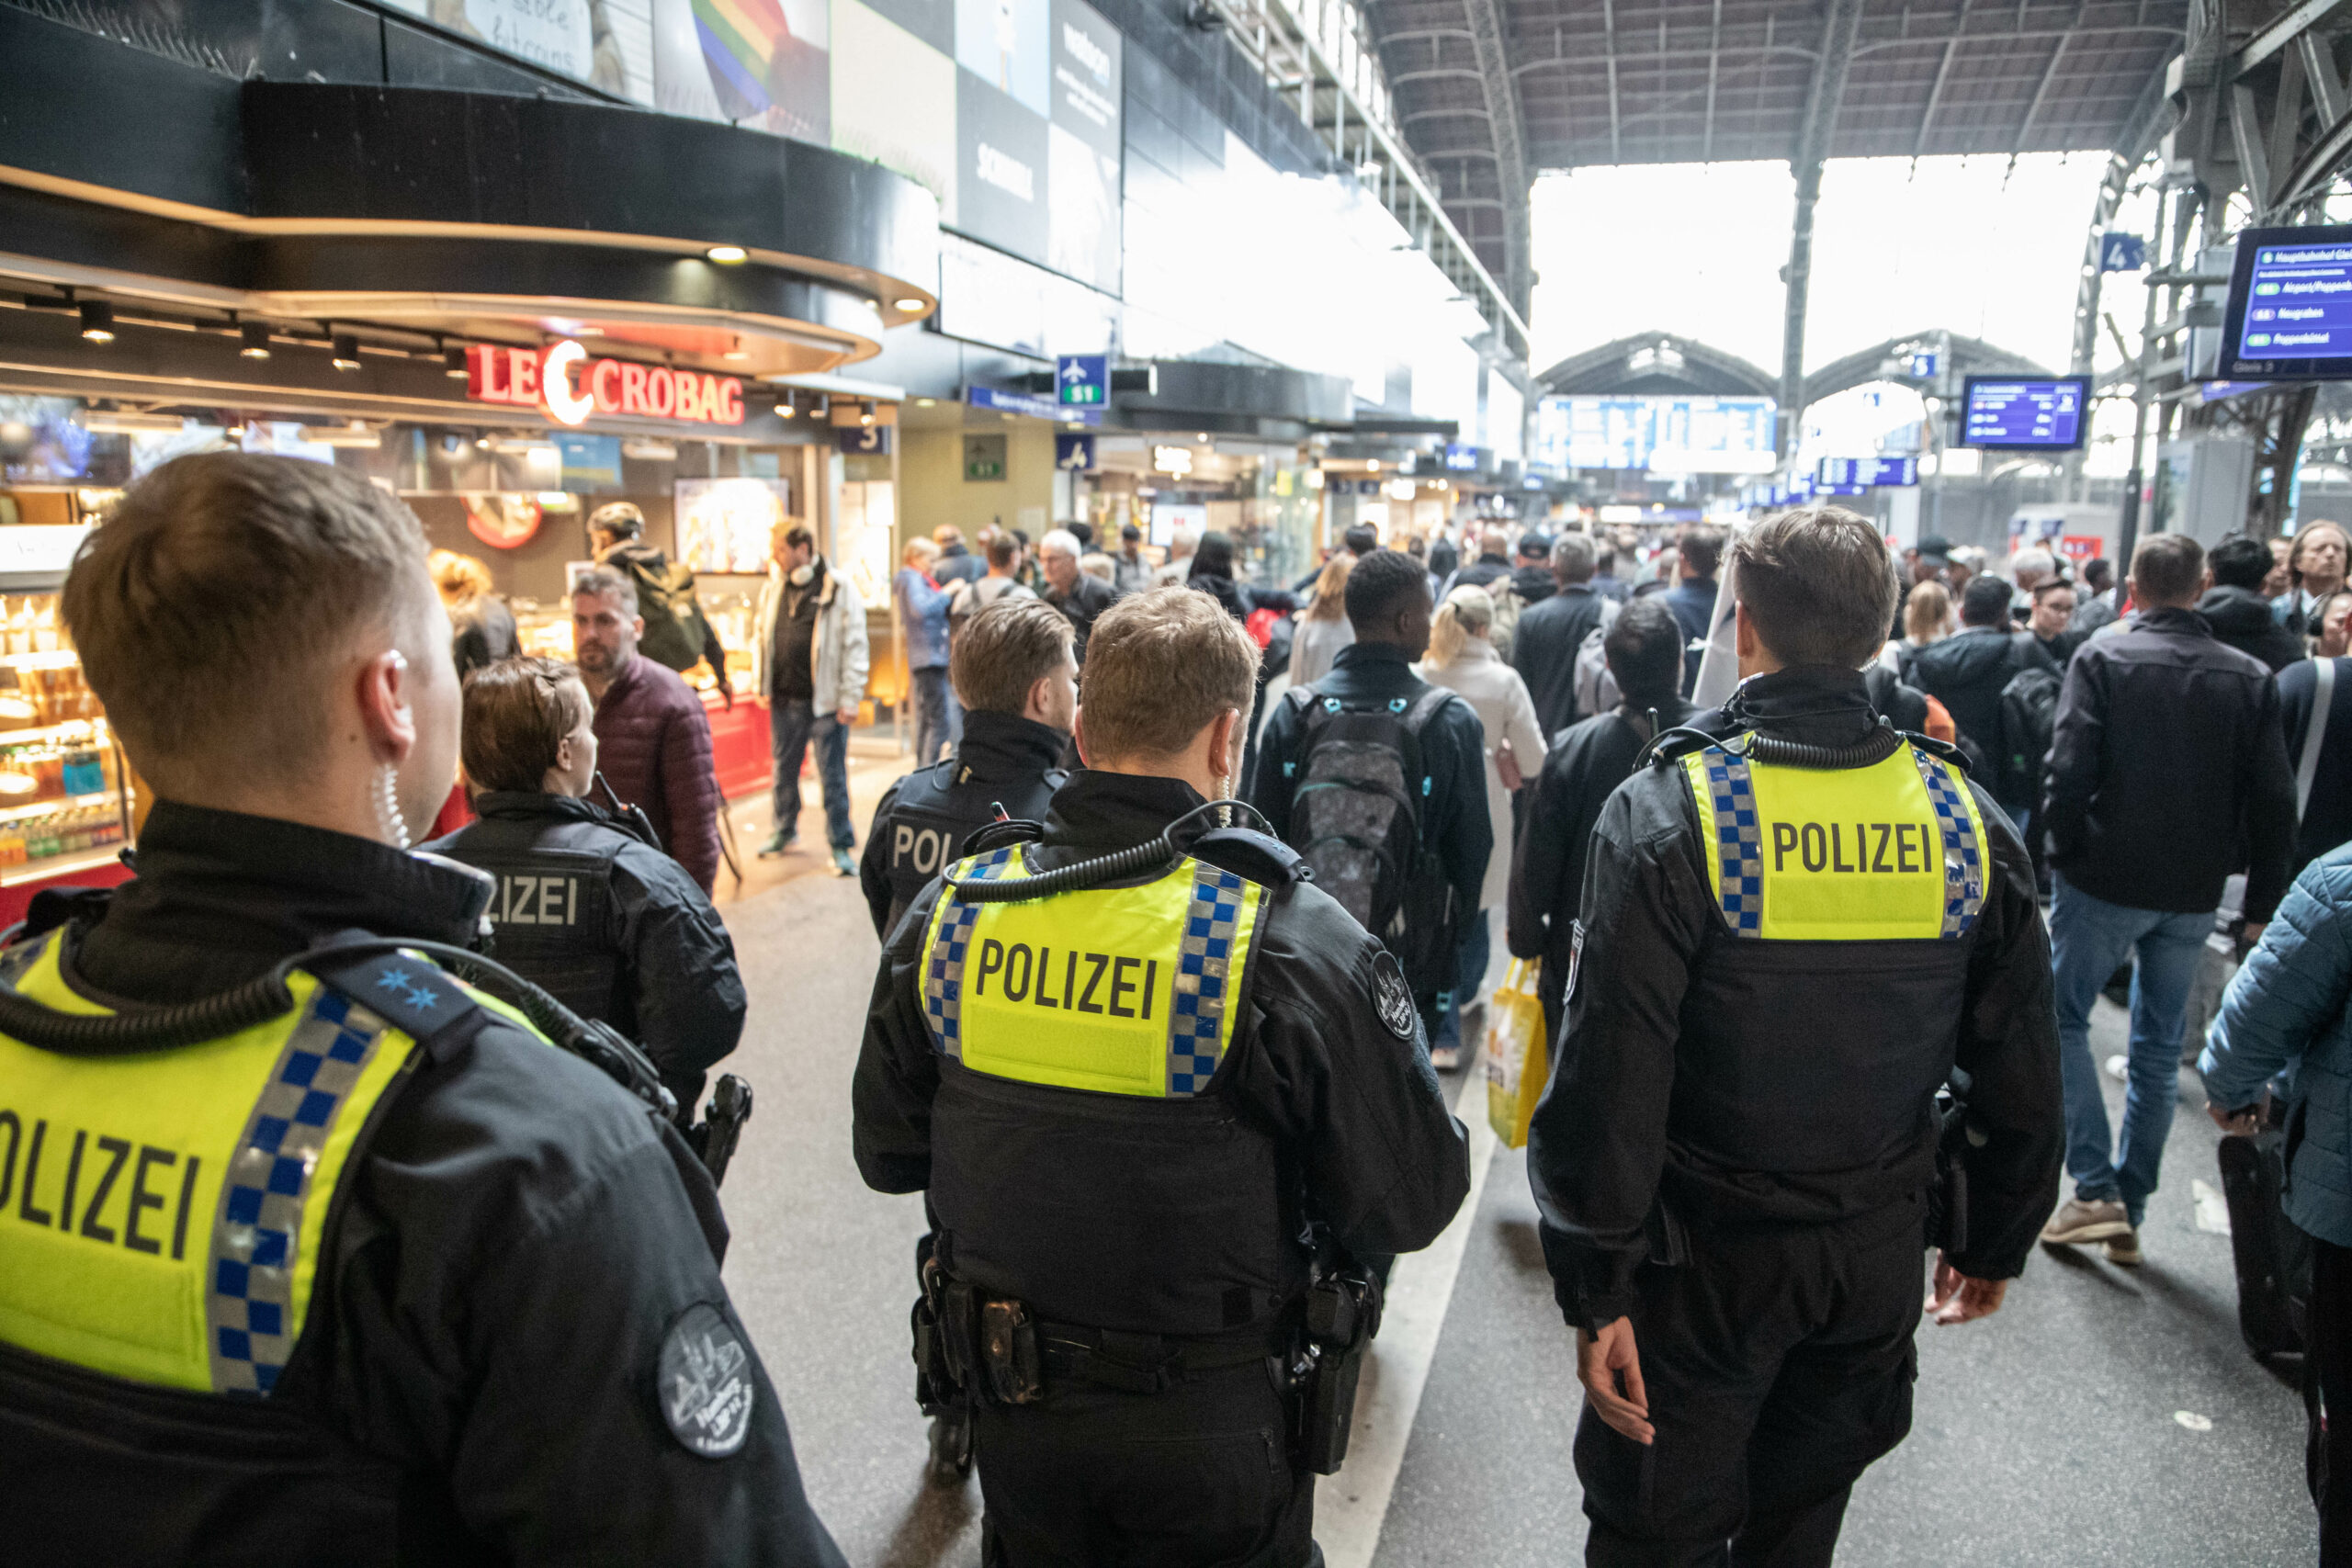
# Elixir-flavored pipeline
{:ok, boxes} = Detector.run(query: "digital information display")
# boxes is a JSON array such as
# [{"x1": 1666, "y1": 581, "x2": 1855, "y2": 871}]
[
  {"x1": 1816, "y1": 457, "x2": 1918, "y2": 488},
  {"x1": 2221, "y1": 226, "x2": 2352, "y2": 381},
  {"x1": 1962, "y1": 377, "x2": 2088, "y2": 450},
  {"x1": 1531, "y1": 397, "x2": 1776, "y2": 474}
]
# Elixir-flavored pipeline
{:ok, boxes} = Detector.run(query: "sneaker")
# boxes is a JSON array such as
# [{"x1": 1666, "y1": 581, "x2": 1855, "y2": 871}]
[
  {"x1": 757, "y1": 829, "x2": 797, "y2": 858},
  {"x1": 1429, "y1": 1043, "x2": 1461, "y2": 1072},
  {"x1": 2104, "y1": 1229, "x2": 2144, "y2": 1267},
  {"x1": 831, "y1": 848, "x2": 857, "y2": 878},
  {"x1": 2041, "y1": 1197, "x2": 2132, "y2": 1245}
]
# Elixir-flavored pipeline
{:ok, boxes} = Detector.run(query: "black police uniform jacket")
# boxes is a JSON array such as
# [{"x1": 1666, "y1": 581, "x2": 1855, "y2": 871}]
[
  {"x1": 853, "y1": 771, "x2": 1472, "y2": 1338},
  {"x1": 858, "y1": 709, "x2": 1067, "y2": 941},
  {"x1": 1526, "y1": 668, "x2": 2064, "y2": 1331},
  {"x1": 0, "y1": 803, "x2": 843, "y2": 1568},
  {"x1": 424, "y1": 791, "x2": 746, "y2": 1111}
]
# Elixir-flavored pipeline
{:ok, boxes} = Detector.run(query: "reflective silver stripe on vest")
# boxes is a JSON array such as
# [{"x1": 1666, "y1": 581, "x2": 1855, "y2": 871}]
[
  {"x1": 1907, "y1": 748, "x2": 1987, "y2": 939},
  {"x1": 1697, "y1": 747, "x2": 1765, "y2": 937},
  {"x1": 1165, "y1": 863, "x2": 1252, "y2": 1094},
  {"x1": 922, "y1": 846, "x2": 1017, "y2": 1060},
  {"x1": 204, "y1": 986, "x2": 395, "y2": 1395}
]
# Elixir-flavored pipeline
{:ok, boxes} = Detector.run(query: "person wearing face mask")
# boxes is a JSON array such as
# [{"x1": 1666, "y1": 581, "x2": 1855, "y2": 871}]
[
  {"x1": 424, "y1": 657, "x2": 748, "y2": 1120},
  {"x1": 0, "y1": 454, "x2": 844, "y2": 1568},
  {"x1": 854, "y1": 585, "x2": 1469, "y2": 1568}
]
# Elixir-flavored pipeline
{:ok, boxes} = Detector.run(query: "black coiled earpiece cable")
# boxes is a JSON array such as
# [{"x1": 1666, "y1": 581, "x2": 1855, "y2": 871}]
[{"x1": 945, "y1": 798, "x2": 1274, "y2": 903}]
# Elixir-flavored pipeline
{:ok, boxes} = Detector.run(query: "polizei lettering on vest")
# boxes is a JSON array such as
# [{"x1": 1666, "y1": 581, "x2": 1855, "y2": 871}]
[
  {"x1": 495, "y1": 874, "x2": 578, "y2": 927},
  {"x1": 0, "y1": 1108, "x2": 202, "y2": 1259},
  {"x1": 970, "y1": 939, "x2": 1159, "y2": 1019},
  {"x1": 1770, "y1": 820, "x2": 1939, "y2": 874}
]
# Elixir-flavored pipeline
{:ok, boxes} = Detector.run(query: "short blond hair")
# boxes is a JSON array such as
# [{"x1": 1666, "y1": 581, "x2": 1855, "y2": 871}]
[
  {"x1": 1079, "y1": 587, "x2": 1259, "y2": 760},
  {"x1": 65, "y1": 452, "x2": 431, "y2": 793},
  {"x1": 902, "y1": 537, "x2": 941, "y2": 570}
]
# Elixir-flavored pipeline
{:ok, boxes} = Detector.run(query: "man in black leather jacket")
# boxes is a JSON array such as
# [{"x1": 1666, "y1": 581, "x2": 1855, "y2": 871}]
[
  {"x1": 1529, "y1": 508, "x2": 2062, "y2": 1568},
  {"x1": 863, "y1": 598, "x2": 1075, "y2": 941},
  {"x1": 426, "y1": 657, "x2": 746, "y2": 1117}
]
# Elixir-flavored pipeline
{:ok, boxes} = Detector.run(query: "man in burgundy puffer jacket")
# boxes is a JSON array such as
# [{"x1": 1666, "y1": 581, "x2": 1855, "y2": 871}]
[{"x1": 573, "y1": 566, "x2": 723, "y2": 893}]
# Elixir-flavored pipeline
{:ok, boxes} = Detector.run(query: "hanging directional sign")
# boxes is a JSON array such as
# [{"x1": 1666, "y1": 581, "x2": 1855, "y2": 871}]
[
  {"x1": 2098, "y1": 232, "x2": 2149, "y2": 272},
  {"x1": 1057, "y1": 355, "x2": 1109, "y2": 407},
  {"x1": 1056, "y1": 433, "x2": 1096, "y2": 470}
]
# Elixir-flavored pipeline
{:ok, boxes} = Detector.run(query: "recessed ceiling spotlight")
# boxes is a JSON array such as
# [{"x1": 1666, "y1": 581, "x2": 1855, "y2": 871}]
[
  {"x1": 722, "y1": 336, "x2": 750, "y2": 362},
  {"x1": 706, "y1": 244, "x2": 749, "y2": 265},
  {"x1": 894, "y1": 296, "x2": 927, "y2": 311}
]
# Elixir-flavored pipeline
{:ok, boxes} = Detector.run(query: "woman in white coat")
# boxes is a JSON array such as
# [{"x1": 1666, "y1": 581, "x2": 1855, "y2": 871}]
[{"x1": 1417, "y1": 584, "x2": 1547, "y2": 1068}]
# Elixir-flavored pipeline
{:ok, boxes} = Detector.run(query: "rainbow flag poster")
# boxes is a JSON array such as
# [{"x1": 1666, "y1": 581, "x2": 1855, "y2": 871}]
[{"x1": 693, "y1": 0, "x2": 790, "y2": 118}]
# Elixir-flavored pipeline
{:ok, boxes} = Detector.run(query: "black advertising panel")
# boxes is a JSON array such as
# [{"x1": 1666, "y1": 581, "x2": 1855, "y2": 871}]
[
  {"x1": 1047, "y1": 0, "x2": 1122, "y2": 292},
  {"x1": 1961, "y1": 377, "x2": 2089, "y2": 450},
  {"x1": 2220, "y1": 225, "x2": 2352, "y2": 381},
  {"x1": 956, "y1": 71, "x2": 1051, "y2": 265}
]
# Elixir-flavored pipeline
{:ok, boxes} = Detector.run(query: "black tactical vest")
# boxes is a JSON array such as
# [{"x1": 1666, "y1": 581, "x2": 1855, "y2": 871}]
[{"x1": 874, "y1": 723, "x2": 1065, "y2": 936}]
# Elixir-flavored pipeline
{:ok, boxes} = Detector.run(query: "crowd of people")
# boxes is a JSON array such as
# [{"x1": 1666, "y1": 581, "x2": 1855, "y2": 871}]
[{"x1": 19, "y1": 449, "x2": 2352, "y2": 1566}]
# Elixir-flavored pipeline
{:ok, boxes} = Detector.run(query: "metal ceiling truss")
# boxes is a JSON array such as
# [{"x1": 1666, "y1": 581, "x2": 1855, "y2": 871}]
[
  {"x1": 1199, "y1": 0, "x2": 1532, "y2": 355},
  {"x1": 1776, "y1": 0, "x2": 1865, "y2": 457}
]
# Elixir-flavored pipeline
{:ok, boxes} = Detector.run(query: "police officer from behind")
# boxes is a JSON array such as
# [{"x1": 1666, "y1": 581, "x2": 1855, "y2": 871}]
[
  {"x1": 425, "y1": 655, "x2": 747, "y2": 1117},
  {"x1": 861, "y1": 597, "x2": 1075, "y2": 939},
  {"x1": 1528, "y1": 507, "x2": 2062, "y2": 1568},
  {"x1": 854, "y1": 586, "x2": 1470, "y2": 1568},
  {"x1": 0, "y1": 454, "x2": 843, "y2": 1567}
]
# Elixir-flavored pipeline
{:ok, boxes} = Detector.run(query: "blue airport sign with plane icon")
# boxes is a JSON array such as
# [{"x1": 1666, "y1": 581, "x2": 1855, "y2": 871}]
[{"x1": 1057, "y1": 355, "x2": 1108, "y2": 407}]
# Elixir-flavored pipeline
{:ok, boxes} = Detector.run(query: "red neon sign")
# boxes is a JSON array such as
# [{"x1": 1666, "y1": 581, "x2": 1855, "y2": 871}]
[{"x1": 466, "y1": 342, "x2": 745, "y2": 427}]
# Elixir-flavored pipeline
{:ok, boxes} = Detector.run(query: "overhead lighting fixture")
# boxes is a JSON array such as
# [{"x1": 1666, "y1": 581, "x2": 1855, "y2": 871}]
[
  {"x1": 297, "y1": 423, "x2": 381, "y2": 448},
  {"x1": 1367, "y1": 458, "x2": 1381, "y2": 472},
  {"x1": 722, "y1": 336, "x2": 750, "y2": 362},
  {"x1": 330, "y1": 333, "x2": 363, "y2": 371},
  {"x1": 1197, "y1": 433, "x2": 1209, "y2": 443},
  {"x1": 778, "y1": 403, "x2": 797, "y2": 419},
  {"x1": 485, "y1": 435, "x2": 558, "y2": 458},
  {"x1": 861, "y1": 412, "x2": 875, "y2": 426},
  {"x1": 78, "y1": 300, "x2": 115, "y2": 343},
  {"x1": 622, "y1": 439, "x2": 678, "y2": 461},
  {"x1": 706, "y1": 244, "x2": 748, "y2": 265},
  {"x1": 444, "y1": 346, "x2": 469, "y2": 379},
  {"x1": 239, "y1": 321, "x2": 272, "y2": 359},
  {"x1": 915, "y1": 397, "x2": 937, "y2": 408},
  {"x1": 893, "y1": 297, "x2": 927, "y2": 312},
  {"x1": 78, "y1": 408, "x2": 183, "y2": 434}
]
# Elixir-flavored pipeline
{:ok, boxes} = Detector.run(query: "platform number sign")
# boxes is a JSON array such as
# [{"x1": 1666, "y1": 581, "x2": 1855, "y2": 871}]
[{"x1": 1057, "y1": 355, "x2": 1108, "y2": 407}]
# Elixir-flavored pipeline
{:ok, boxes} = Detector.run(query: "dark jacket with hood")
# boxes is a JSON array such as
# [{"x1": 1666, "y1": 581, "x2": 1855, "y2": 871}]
[
  {"x1": 1511, "y1": 581, "x2": 1613, "y2": 737},
  {"x1": 1900, "y1": 625, "x2": 2018, "y2": 758},
  {"x1": 860, "y1": 710, "x2": 1068, "y2": 940},
  {"x1": 602, "y1": 538, "x2": 730, "y2": 695},
  {"x1": 425, "y1": 792, "x2": 746, "y2": 1113},
  {"x1": 1507, "y1": 562, "x2": 1556, "y2": 608},
  {"x1": 1508, "y1": 694, "x2": 1696, "y2": 1033},
  {"x1": 1525, "y1": 669, "x2": 2063, "y2": 1331},
  {"x1": 2199, "y1": 584, "x2": 2306, "y2": 672},
  {"x1": 2043, "y1": 605, "x2": 2297, "y2": 920}
]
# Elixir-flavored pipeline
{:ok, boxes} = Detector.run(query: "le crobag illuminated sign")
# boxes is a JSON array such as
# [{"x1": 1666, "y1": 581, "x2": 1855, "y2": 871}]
[{"x1": 467, "y1": 342, "x2": 745, "y2": 427}]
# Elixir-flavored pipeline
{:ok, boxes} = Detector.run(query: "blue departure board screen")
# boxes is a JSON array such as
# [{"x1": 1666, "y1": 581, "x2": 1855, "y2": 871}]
[
  {"x1": 1962, "y1": 378, "x2": 2088, "y2": 450},
  {"x1": 1815, "y1": 457, "x2": 1919, "y2": 488},
  {"x1": 2222, "y1": 225, "x2": 2352, "y2": 380},
  {"x1": 1531, "y1": 397, "x2": 1777, "y2": 474}
]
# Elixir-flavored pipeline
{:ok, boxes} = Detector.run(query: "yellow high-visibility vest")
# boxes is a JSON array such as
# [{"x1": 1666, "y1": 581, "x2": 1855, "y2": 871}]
[
  {"x1": 1679, "y1": 736, "x2": 1988, "y2": 941},
  {"x1": 918, "y1": 844, "x2": 1269, "y2": 1097},
  {"x1": 0, "y1": 931, "x2": 485, "y2": 1394}
]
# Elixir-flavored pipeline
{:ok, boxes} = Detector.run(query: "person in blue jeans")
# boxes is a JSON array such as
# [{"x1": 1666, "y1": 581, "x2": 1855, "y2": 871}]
[
  {"x1": 754, "y1": 525, "x2": 869, "y2": 876},
  {"x1": 2038, "y1": 532, "x2": 2296, "y2": 1265},
  {"x1": 896, "y1": 540, "x2": 957, "y2": 767}
]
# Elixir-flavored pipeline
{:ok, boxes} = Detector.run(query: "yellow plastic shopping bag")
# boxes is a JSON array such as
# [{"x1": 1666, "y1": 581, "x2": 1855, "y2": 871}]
[{"x1": 1483, "y1": 957, "x2": 1548, "y2": 1149}]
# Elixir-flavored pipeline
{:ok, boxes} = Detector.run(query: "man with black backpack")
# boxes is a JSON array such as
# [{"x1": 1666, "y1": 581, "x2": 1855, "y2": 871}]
[
  {"x1": 1250, "y1": 548, "x2": 1490, "y2": 1064},
  {"x1": 588, "y1": 502, "x2": 732, "y2": 705}
]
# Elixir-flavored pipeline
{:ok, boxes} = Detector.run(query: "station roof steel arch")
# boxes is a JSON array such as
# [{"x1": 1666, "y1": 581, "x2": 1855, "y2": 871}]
[
  {"x1": 1801, "y1": 330, "x2": 2050, "y2": 405},
  {"x1": 1371, "y1": 0, "x2": 2186, "y2": 329},
  {"x1": 1535, "y1": 332, "x2": 1779, "y2": 398}
]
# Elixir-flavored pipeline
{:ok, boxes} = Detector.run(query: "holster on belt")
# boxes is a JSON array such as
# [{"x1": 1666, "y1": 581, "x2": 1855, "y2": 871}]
[{"x1": 1295, "y1": 1262, "x2": 1382, "y2": 1475}]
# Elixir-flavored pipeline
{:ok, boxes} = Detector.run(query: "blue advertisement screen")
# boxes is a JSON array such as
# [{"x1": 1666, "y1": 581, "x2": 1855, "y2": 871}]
[
  {"x1": 1962, "y1": 378, "x2": 2086, "y2": 449},
  {"x1": 2238, "y1": 241, "x2": 2352, "y2": 360},
  {"x1": 1815, "y1": 456, "x2": 1918, "y2": 488}
]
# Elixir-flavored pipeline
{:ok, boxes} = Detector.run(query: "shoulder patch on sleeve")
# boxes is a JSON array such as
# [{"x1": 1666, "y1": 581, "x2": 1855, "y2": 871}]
[
  {"x1": 658, "y1": 1303, "x2": 756, "y2": 1459},
  {"x1": 1372, "y1": 949, "x2": 1418, "y2": 1040}
]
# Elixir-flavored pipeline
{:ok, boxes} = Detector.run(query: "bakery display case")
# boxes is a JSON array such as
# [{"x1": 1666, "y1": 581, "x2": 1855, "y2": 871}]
[{"x1": 0, "y1": 593, "x2": 132, "y2": 885}]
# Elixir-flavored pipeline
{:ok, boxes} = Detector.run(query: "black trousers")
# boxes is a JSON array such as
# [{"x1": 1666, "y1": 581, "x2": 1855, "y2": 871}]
[
  {"x1": 1577, "y1": 1200, "x2": 1925, "y2": 1568},
  {"x1": 2312, "y1": 1235, "x2": 2352, "y2": 1565},
  {"x1": 973, "y1": 1359, "x2": 1313, "y2": 1568}
]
